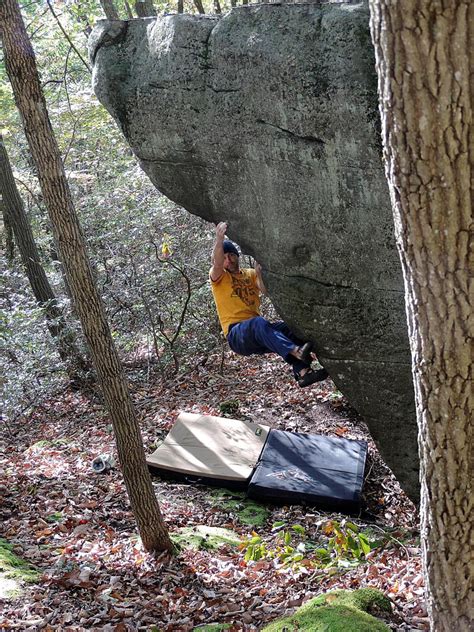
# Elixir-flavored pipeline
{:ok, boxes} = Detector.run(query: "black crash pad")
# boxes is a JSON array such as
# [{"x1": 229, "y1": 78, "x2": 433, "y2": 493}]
[{"x1": 247, "y1": 430, "x2": 367, "y2": 509}]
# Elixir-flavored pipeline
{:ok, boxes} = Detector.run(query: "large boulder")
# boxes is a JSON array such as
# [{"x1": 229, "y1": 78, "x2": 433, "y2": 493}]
[{"x1": 89, "y1": 3, "x2": 419, "y2": 502}]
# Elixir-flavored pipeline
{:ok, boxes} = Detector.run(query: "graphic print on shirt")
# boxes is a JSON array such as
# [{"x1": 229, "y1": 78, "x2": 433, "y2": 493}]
[{"x1": 231, "y1": 274, "x2": 258, "y2": 307}]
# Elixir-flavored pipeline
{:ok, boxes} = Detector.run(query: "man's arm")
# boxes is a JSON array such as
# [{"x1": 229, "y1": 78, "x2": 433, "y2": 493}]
[
  {"x1": 210, "y1": 221, "x2": 227, "y2": 282},
  {"x1": 255, "y1": 261, "x2": 267, "y2": 295}
]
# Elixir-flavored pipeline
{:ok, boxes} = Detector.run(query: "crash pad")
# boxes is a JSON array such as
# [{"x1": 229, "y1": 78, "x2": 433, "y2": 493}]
[
  {"x1": 247, "y1": 430, "x2": 367, "y2": 509},
  {"x1": 146, "y1": 412, "x2": 270, "y2": 485}
]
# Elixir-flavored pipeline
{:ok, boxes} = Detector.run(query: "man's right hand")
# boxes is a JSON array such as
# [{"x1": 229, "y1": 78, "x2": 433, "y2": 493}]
[{"x1": 215, "y1": 221, "x2": 227, "y2": 241}]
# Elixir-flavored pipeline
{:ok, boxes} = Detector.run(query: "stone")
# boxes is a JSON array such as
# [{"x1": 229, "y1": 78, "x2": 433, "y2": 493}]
[
  {"x1": 89, "y1": 3, "x2": 419, "y2": 502},
  {"x1": 261, "y1": 588, "x2": 392, "y2": 632}
]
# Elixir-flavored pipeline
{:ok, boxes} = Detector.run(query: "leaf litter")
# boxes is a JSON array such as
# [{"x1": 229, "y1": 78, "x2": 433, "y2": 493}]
[{"x1": 0, "y1": 351, "x2": 427, "y2": 630}]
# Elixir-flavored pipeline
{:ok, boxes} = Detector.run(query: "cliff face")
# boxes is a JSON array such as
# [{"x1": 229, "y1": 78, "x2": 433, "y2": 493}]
[{"x1": 90, "y1": 3, "x2": 419, "y2": 502}]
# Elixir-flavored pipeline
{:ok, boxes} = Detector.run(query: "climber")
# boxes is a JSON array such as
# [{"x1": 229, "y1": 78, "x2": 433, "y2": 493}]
[{"x1": 209, "y1": 222, "x2": 328, "y2": 387}]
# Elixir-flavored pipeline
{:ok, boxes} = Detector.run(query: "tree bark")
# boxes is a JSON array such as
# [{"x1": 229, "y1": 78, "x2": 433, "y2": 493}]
[
  {"x1": 124, "y1": 0, "x2": 134, "y2": 20},
  {"x1": 100, "y1": 0, "x2": 120, "y2": 20},
  {"x1": 369, "y1": 1, "x2": 472, "y2": 630},
  {"x1": 134, "y1": 0, "x2": 156, "y2": 17},
  {"x1": 193, "y1": 0, "x2": 205, "y2": 14},
  {"x1": 0, "y1": 134, "x2": 89, "y2": 383},
  {"x1": 0, "y1": 0, "x2": 172, "y2": 553},
  {"x1": 1, "y1": 196, "x2": 15, "y2": 262}
]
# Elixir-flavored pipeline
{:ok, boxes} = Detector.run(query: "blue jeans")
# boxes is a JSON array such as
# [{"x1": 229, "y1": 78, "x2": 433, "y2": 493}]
[{"x1": 227, "y1": 317, "x2": 307, "y2": 378}]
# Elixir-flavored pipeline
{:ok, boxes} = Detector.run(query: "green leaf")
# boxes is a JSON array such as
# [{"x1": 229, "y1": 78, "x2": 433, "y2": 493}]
[
  {"x1": 358, "y1": 533, "x2": 372, "y2": 555},
  {"x1": 272, "y1": 521, "x2": 286, "y2": 530}
]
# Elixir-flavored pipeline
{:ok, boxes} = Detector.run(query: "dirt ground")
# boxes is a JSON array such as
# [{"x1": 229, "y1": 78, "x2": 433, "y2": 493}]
[{"x1": 0, "y1": 351, "x2": 427, "y2": 630}]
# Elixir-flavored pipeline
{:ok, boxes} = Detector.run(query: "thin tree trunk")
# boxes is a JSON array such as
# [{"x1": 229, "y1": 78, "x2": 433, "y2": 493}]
[
  {"x1": 124, "y1": 0, "x2": 134, "y2": 19},
  {"x1": 99, "y1": 0, "x2": 120, "y2": 20},
  {"x1": 0, "y1": 135, "x2": 89, "y2": 383},
  {"x1": 369, "y1": 1, "x2": 472, "y2": 630},
  {"x1": 0, "y1": 0, "x2": 172, "y2": 554},
  {"x1": 193, "y1": 0, "x2": 205, "y2": 14},
  {"x1": 213, "y1": 0, "x2": 222, "y2": 14},
  {"x1": 134, "y1": 0, "x2": 156, "y2": 17},
  {"x1": 1, "y1": 196, "x2": 15, "y2": 262},
  {"x1": 177, "y1": 0, "x2": 183, "y2": 14}
]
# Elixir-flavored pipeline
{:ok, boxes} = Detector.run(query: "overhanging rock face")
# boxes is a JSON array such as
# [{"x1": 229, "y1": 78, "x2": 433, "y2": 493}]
[{"x1": 89, "y1": 3, "x2": 419, "y2": 502}]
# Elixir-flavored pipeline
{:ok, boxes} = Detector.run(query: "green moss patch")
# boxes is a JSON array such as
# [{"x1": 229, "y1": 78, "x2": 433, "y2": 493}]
[
  {"x1": 262, "y1": 588, "x2": 392, "y2": 632},
  {"x1": 193, "y1": 625, "x2": 232, "y2": 631},
  {"x1": 171, "y1": 525, "x2": 241, "y2": 551},
  {"x1": 209, "y1": 490, "x2": 270, "y2": 527},
  {"x1": 0, "y1": 539, "x2": 39, "y2": 600},
  {"x1": 27, "y1": 438, "x2": 70, "y2": 451}
]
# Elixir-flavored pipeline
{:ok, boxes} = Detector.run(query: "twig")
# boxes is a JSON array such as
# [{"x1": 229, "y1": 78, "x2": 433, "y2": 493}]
[
  {"x1": 370, "y1": 524, "x2": 412, "y2": 558},
  {"x1": 45, "y1": 0, "x2": 91, "y2": 74}
]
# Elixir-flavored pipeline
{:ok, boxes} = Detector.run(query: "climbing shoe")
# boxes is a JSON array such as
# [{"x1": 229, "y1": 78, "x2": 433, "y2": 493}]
[
  {"x1": 297, "y1": 368, "x2": 328, "y2": 388},
  {"x1": 296, "y1": 342, "x2": 313, "y2": 365}
]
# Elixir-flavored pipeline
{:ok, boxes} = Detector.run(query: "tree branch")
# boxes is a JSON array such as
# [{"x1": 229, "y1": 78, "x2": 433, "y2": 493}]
[{"x1": 45, "y1": 0, "x2": 91, "y2": 74}]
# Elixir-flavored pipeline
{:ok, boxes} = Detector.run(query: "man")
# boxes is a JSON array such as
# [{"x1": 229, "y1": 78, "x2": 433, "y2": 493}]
[{"x1": 210, "y1": 222, "x2": 328, "y2": 387}]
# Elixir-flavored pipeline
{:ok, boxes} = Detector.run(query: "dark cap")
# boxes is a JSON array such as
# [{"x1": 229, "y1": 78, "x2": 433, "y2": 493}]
[{"x1": 223, "y1": 240, "x2": 240, "y2": 257}]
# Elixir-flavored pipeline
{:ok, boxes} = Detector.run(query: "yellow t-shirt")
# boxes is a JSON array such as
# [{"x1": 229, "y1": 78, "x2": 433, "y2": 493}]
[{"x1": 210, "y1": 268, "x2": 261, "y2": 336}]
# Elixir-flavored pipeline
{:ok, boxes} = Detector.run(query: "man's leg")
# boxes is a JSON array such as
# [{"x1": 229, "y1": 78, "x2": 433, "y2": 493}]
[
  {"x1": 268, "y1": 322, "x2": 310, "y2": 377},
  {"x1": 228, "y1": 317, "x2": 305, "y2": 367},
  {"x1": 227, "y1": 317, "x2": 328, "y2": 386}
]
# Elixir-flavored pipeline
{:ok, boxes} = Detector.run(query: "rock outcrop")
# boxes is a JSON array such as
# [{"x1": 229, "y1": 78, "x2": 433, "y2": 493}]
[{"x1": 89, "y1": 2, "x2": 419, "y2": 502}]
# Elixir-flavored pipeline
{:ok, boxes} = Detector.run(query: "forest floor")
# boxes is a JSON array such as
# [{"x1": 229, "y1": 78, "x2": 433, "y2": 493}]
[{"x1": 0, "y1": 350, "x2": 428, "y2": 631}]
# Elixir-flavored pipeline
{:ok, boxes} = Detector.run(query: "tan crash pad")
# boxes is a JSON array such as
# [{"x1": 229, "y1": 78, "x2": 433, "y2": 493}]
[{"x1": 146, "y1": 412, "x2": 270, "y2": 482}]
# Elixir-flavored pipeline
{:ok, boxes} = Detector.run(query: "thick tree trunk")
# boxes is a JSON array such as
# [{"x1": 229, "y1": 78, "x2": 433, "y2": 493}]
[
  {"x1": 99, "y1": 0, "x2": 120, "y2": 20},
  {"x1": 369, "y1": 1, "x2": 472, "y2": 630},
  {"x1": 0, "y1": 0, "x2": 172, "y2": 553},
  {"x1": 0, "y1": 135, "x2": 89, "y2": 383}
]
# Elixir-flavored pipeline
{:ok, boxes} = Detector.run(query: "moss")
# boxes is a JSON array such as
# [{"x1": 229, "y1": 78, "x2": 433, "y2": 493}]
[
  {"x1": 218, "y1": 399, "x2": 240, "y2": 416},
  {"x1": 0, "y1": 539, "x2": 39, "y2": 599},
  {"x1": 262, "y1": 589, "x2": 391, "y2": 632},
  {"x1": 171, "y1": 525, "x2": 241, "y2": 551},
  {"x1": 193, "y1": 625, "x2": 232, "y2": 631},
  {"x1": 28, "y1": 438, "x2": 69, "y2": 450},
  {"x1": 45, "y1": 512, "x2": 63, "y2": 523},
  {"x1": 209, "y1": 490, "x2": 270, "y2": 527}
]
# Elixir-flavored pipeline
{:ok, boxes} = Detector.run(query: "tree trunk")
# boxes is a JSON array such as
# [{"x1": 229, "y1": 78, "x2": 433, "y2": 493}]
[
  {"x1": 99, "y1": 0, "x2": 120, "y2": 20},
  {"x1": 177, "y1": 0, "x2": 183, "y2": 14},
  {"x1": 134, "y1": 0, "x2": 156, "y2": 17},
  {"x1": 124, "y1": 0, "x2": 134, "y2": 19},
  {"x1": 369, "y1": 1, "x2": 472, "y2": 630},
  {"x1": 0, "y1": 0, "x2": 173, "y2": 554},
  {"x1": 1, "y1": 196, "x2": 15, "y2": 262},
  {"x1": 213, "y1": 0, "x2": 222, "y2": 15},
  {"x1": 0, "y1": 134, "x2": 89, "y2": 383},
  {"x1": 193, "y1": 0, "x2": 205, "y2": 14}
]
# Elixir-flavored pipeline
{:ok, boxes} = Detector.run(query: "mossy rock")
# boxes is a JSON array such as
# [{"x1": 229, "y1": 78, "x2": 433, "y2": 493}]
[
  {"x1": 209, "y1": 490, "x2": 270, "y2": 527},
  {"x1": 171, "y1": 525, "x2": 241, "y2": 551},
  {"x1": 0, "y1": 539, "x2": 39, "y2": 599},
  {"x1": 262, "y1": 588, "x2": 392, "y2": 632}
]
